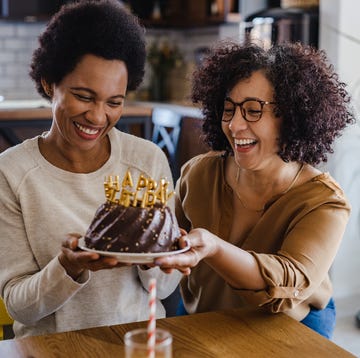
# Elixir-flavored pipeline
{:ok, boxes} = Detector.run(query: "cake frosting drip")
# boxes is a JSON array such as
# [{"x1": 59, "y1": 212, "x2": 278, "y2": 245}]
[{"x1": 85, "y1": 201, "x2": 181, "y2": 253}]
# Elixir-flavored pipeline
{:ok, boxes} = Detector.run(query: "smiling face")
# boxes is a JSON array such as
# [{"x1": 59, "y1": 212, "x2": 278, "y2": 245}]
[
  {"x1": 43, "y1": 54, "x2": 128, "y2": 155},
  {"x1": 221, "y1": 70, "x2": 282, "y2": 171}
]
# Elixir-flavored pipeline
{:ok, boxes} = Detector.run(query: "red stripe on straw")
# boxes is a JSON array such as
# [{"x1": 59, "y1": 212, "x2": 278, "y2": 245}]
[{"x1": 147, "y1": 278, "x2": 156, "y2": 358}]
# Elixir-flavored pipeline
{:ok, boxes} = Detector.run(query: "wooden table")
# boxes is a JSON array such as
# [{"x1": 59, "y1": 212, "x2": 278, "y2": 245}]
[
  {"x1": 0, "y1": 100, "x2": 153, "y2": 146},
  {"x1": 0, "y1": 308, "x2": 354, "y2": 357}
]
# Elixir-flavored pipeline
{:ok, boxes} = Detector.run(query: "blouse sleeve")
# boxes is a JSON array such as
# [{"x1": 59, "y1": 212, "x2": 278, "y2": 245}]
[{"x1": 234, "y1": 181, "x2": 350, "y2": 313}]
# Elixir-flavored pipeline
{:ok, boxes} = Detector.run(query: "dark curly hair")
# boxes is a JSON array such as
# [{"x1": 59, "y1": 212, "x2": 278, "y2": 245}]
[
  {"x1": 30, "y1": 0, "x2": 146, "y2": 99},
  {"x1": 192, "y1": 41, "x2": 355, "y2": 165}
]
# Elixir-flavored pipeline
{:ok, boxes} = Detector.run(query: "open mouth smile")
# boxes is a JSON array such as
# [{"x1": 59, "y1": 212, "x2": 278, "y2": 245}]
[
  {"x1": 234, "y1": 138, "x2": 257, "y2": 147},
  {"x1": 74, "y1": 122, "x2": 101, "y2": 135}
]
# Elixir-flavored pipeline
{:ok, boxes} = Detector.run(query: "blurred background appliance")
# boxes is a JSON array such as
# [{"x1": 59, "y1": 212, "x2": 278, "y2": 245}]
[{"x1": 241, "y1": 2, "x2": 319, "y2": 48}]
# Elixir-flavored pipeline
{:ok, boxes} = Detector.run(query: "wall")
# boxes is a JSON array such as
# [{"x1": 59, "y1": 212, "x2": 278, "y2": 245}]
[
  {"x1": 0, "y1": 20, "x2": 44, "y2": 100},
  {"x1": 0, "y1": 20, "x2": 240, "y2": 101},
  {"x1": 320, "y1": 0, "x2": 360, "y2": 299}
]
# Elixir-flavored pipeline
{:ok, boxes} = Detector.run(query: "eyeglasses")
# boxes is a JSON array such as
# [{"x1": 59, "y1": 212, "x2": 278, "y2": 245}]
[{"x1": 222, "y1": 97, "x2": 276, "y2": 123}]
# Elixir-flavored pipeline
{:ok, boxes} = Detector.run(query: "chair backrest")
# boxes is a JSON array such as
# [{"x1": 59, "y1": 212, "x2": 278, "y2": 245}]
[
  {"x1": 0, "y1": 299, "x2": 13, "y2": 340},
  {"x1": 151, "y1": 107, "x2": 182, "y2": 181}
]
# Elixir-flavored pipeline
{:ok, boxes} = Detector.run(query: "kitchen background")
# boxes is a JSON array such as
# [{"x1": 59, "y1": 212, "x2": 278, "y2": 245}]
[{"x1": 0, "y1": 0, "x2": 359, "y2": 354}]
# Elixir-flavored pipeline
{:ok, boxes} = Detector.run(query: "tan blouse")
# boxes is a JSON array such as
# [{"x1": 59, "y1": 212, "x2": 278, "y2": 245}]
[{"x1": 175, "y1": 152, "x2": 350, "y2": 321}]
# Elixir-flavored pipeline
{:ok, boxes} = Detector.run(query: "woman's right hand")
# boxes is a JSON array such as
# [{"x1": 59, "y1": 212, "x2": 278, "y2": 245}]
[
  {"x1": 58, "y1": 233, "x2": 129, "y2": 280},
  {"x1": 154, "y1": 228, "x2": 219, "y2": 275}
]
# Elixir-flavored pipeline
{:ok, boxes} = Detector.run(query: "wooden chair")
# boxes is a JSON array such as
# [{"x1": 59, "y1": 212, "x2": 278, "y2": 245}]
[
  {"x1": 0, "y1": 299, "x2": 13, "y2": 340},
  {"x1": 151, "y1": 107, "x2": 182, "y2": 181}
]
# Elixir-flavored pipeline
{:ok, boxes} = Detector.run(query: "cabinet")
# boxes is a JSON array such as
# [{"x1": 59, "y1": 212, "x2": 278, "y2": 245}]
[{"x1": 129, "y1": 0, "x2": 233, "y2": 28}]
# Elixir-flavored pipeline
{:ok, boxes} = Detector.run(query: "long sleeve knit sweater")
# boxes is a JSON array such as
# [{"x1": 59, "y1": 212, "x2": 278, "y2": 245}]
[{"x1": 0, "y1": 128, "x2": 181, "y2": 337}]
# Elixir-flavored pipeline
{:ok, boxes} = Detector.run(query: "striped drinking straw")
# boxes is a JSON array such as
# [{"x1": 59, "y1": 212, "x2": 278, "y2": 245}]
[{"x1": 147, "y1": 278, "x2": 156, "y2": 358}]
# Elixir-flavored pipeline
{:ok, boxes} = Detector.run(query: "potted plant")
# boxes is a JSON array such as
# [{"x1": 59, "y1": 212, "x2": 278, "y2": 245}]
[{"x1": 147, "y1": 39, "x2": 183, "y2": 101}]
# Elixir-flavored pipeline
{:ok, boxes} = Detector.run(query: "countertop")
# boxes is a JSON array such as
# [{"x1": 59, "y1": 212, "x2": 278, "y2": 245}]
[{"x1": 0, "y1": 99, "x2": 203, "y2": 119}]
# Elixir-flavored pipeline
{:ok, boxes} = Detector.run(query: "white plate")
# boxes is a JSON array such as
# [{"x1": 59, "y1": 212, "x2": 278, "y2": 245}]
[{"x1": 78, "y1": 237, "x2": 189, "y2": 264}]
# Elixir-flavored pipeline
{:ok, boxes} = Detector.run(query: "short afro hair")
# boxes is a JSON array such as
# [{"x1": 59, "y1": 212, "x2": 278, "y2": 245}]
[
  {"x1": 30, "y1": 0, "x2": 146, "y2": 99},
  {"x1": 192, "y1": 41, "x2": 355, "y2": 165}
]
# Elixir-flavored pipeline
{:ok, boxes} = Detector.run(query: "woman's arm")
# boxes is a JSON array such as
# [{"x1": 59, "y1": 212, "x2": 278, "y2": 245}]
[
  {"x1": 155, "y1": 228, "x2": 266, "y2": 290},
  {"x1": 155, "y1": 199, "x2": 349, "y2": 312}
]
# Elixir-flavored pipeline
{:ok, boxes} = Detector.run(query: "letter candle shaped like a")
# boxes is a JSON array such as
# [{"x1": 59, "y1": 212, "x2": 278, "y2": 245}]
[{"x1": 104, "y1": 170, "x2": 174, "y2": 208}]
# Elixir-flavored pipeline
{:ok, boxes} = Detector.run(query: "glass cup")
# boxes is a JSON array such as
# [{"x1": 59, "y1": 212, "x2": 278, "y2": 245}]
[{"x1": 124, "y1": 328, "x2": 172, "y2": 358}]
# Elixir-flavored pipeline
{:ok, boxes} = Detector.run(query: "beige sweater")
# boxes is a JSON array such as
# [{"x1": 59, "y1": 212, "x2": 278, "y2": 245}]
[
  {"x1": 0, "y1": 128, "x2": 181, "y2": 337},
  {"x1": 176, "y1": 152, "x2": 350, "y2": 321}
]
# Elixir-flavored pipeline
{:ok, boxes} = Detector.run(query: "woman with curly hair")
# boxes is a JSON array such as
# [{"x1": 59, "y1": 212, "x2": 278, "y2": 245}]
[
  {"x1": 0, "y1": 0, "x2": 180, "y2": 338},
  {"x1": 155, "y1": 41, "x2": 355, "y2": 339}
]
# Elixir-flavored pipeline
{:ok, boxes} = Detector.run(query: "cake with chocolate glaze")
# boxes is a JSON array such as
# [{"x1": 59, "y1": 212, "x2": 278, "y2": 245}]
[
  {"x1": 85, "y1": 201, "x2": 180, "y2": 253},
  {"x1": 84, "y1": 171, "x2": 181, "y2": 253}
]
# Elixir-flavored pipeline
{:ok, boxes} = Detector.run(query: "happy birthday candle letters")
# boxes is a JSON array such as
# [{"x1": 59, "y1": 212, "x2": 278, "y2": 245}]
[{"x1": 104, "y1": 170, "x2": 174, "y2": 208}]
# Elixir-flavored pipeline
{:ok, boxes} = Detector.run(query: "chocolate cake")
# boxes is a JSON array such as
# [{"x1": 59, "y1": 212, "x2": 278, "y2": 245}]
[
  {"x1": 85, "y1": 201, "x2": 181, "y2": 253},
  {"x1": 84, "y1": 171, "x2": 181, "y2": 253}
]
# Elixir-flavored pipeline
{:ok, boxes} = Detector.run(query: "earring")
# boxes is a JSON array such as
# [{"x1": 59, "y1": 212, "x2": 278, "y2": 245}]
[
  {"x1": 44, "y1": 85, "x2": 53, "y2": 97},
  {"x1": 41, "y1": 79, "x2": 53, "y2": 97}
]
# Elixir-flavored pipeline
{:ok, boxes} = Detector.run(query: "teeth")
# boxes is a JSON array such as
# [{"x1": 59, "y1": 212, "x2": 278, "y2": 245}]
[
  {"x1": 235, "y1": 138, "x2": 256, "y2": 146},
  {"x1": 75, "y1": 122, "x2": 99, "y2": 135}
]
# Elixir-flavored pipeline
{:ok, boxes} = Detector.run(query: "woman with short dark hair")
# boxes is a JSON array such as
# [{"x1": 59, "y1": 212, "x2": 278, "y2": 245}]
[{"x1": 0, "y1": 0, "x2": 181, "y2": 338}]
